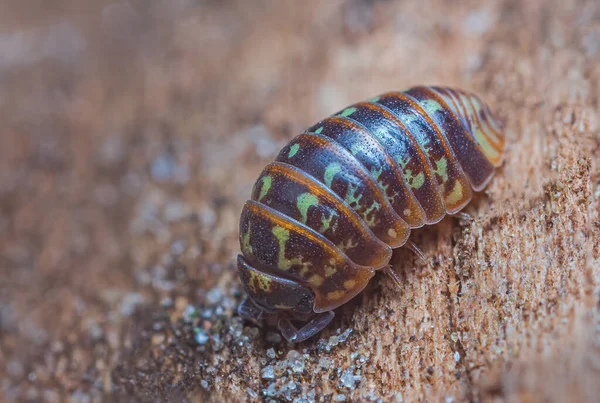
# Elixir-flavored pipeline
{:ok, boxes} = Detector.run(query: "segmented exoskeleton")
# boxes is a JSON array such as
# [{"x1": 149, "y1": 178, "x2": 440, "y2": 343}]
[{"x1": 237, "y1": 86, "x2": 505, "y2": 343}]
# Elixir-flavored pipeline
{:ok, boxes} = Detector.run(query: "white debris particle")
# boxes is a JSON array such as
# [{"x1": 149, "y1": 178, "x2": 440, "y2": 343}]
[
  {"x1": 334, "y1": 394, "x2": 347, "y2": 401},
  {"x1": 261, "y1": 365, "x2": 275, "y2": 379},
  {"x1": 292, "y1": 359, "x2": 305, "y2": 373},
  {"x1": 454, "y1": 351, "x2": 461, "y2": 362},
  {"x1": 182, "y1": 305, "x2": 197, "y2": 323},
  {"x1": 200, "y1": 379, "x2": 209, "y2": 389},
  {"x1": 266, "y1": 348, "x2": 276, "y2": 359},
  {"x1": 246, "y1": 387, "x2": 258, "y2": 399},
  {"x1": 194, "y1": 328, "x2": 209, "y2": 345},
  {"x1": 264, "y1": 382, "x2": 277, "y2": 397},
  {"x1": 340, "y1": 369, "x2": 360, "y2": 389},
  {"x1": 286, "y1": 350, "x2": 305, "y2": 373},
  {"x1": 338, "y1": 328, "x2": 353, "y2": 343},
  {"x1": 318, "y1": 357, "x2": 333, "y2": 369},
  {"x1": 206, "y1": 288, "x2": 223, "y2": 304}
]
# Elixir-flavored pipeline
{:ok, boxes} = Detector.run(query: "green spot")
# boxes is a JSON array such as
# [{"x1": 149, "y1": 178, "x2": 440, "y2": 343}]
[
  {"x1": 350, "y1": 143, "x2": 362, "y2": 156},
  {"x1": 319, "y1": 210, "x2": 337, "y2": 233},
  {"x1": 258, "y1": 176, "x2": 272, "y2": 202},
  {"x1": 405, "y1": 170, "x2": 425, "y2": 189},
  {"x1": 324, "y1": 163, "x2": 342, "y2": 188},
  {"x1": 433, "y1": 156, "x2": 448, "y2": 182},
  {"x1": 344, "y1": 184, "x2": 363, "y2": 208},
  {"x1": 368, "y1": 96, "x2": 380, "y2": 102},
  {"x1": 296, "y1": 193, "x2": 319, "y2": 224},
  {"x1": 314, "y1": 126, "x2": 324, "y2": 134},
  {"x1": 339, "y1": 107, "x2": 357, "y2": 117},
  {"x1": 378, "y1": 181, "x2": 389, "y2": 194},
  {"x1": 288, "y1": 143, "x2": 300, "y2": 158},
  {"x1": 370, "y1": 166, "x2": 383, "y2": 181},
  {"x1": 363, "y1": 200, "x2": 381, "y2": 227},
  {"x1": 421, "y1": 99, "x2": 444, "y2": 114},
  {"x1": 395, "y1": 155, "x2": 411, "y2": 169}
]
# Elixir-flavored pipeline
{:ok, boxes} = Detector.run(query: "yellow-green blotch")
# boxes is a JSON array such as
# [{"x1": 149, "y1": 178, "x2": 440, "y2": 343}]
[
  {"x1": 271, "y1": 225, "x2": 311, "y2": 272},
  {"x1": 445, "y1": 181, "x2": 463, "y2": 205},
  {"x1": 248, "y1": 270, "x2": 272, "y2": 292},
  {"x1": 318, "y1": 210, "x2": 337, "y2": 233},
  {"x1": 363, "y1": 200, "x2": 381, "y2": 227},
  {"x1": 241, "y1": 225, "x2": 252, "y2": 254},
  {"x1": 296, "y1": 193, "x2": 319, "y2": 224},
  {"x1": 258, "y1": 176, "x2": 272, "y2": 202},
  {"x1": 324, "y1": 163, "x2": 342, "y2": 188},
  {"x1": 433, "y1": 156, "x2": 448, "y2": 182},
  {"x1": 339, "y1": 107, "x2": 357, "y2": 117},
  {"x1": 421, "y1": 99, "x2": 444, "y2": 114},
  {"x1": 344, "y1": 184, "x2": 363, "y2": 208},
  {"x1": 288, "y1": 143, "x2": 300, "y2": 158},
  {"x1": 395, "y1": 155, "x2": 411, "y2": 169},
  {"x1": 405, "y1": 169, "x2": 425, "y2": 189}
]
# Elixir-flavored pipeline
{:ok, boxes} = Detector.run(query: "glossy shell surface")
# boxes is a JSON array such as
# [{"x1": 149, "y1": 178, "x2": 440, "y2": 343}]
[{"x1": 238, "y1": 86, "x2": 505, "y2": 313}]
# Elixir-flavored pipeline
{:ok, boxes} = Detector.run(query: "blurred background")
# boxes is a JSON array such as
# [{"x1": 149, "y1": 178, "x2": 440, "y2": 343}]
[{"x1": 1, "y1": 0, "x2": 599, "y2": 402}]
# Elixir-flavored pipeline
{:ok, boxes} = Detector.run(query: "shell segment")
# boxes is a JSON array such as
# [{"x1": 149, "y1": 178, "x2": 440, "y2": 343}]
[
  {"x1": 276, "y1": 133, "x2": 410, "y2": 247},
  {"x1": 306, "y1": 116, "x2": 425, "y2": 228},
  {"x1": 335, "y1": 102, "x2": 446, "y2": 224},
  {"x1": 405, "y1": 86, "x2": 498, "y2": 191},
  {"x1": 374, "y1": 92, "x2": 473, "y2": 213},
  {"x1": 239, "y1": 200, "x2": 375, "y2": 311},
  {"x1": 432, "y1": 87, "x2": 504, "y2": 167},
  {"x1": 251, "y1": 162, "x2": 392, "y2": 268},
  {"x1": 238, "y1": 85, "x2": 505, "y2": 316}
]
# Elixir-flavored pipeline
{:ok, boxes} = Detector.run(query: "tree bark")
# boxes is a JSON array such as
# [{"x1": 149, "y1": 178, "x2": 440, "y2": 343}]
[{"x1": 1, "y1": 0, "x2": 599, "y2": 402}]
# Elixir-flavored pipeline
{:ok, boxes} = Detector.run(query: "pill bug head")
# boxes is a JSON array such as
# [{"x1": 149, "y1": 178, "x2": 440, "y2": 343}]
[{"x1": 236, "y1": 254, "x2": 315, "y2": 317}]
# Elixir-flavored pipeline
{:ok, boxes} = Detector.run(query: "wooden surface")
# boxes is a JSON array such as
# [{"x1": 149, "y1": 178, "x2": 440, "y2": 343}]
[{"x1": 1, "y1": 0, "x2": 599, "y2": 402}]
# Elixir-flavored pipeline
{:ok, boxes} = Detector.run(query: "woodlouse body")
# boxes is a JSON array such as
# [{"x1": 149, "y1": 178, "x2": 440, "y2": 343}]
[{"x1": 237, "y1": 86, "x2": 505, "y2": 343}]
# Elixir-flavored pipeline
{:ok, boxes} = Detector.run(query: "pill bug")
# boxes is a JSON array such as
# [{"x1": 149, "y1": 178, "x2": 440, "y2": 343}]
[{"x1": 236, "y1": 86, "x2": 505, "y2": 343}]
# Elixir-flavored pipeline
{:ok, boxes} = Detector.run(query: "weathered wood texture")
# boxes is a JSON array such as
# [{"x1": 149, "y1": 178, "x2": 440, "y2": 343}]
[{"x1": 1, "y1": 0, "x2": 599, "y2": 402}]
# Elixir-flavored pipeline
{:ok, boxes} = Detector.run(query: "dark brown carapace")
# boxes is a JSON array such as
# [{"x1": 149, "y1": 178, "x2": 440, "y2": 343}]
[{"x1": 237, "y1": 86, "x2": 505, "y2": 343}]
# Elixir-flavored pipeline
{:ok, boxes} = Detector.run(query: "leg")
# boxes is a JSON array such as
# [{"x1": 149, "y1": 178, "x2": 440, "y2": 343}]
[
  {"x1": 237, "y1": 297, "x2": 263, "y2": 324},
  {"x1": 405, "y1": 241, "x2": 427, "y2": 263},
  {"x1": 405, "y1": 241, "x2": 432, "y2": 271},
  {"x1": 383, "y1": 265, "x2": 403, "y2": 288},
  {"x1": 278, "y1": 311, "x2": 335, "y2": 343}
]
